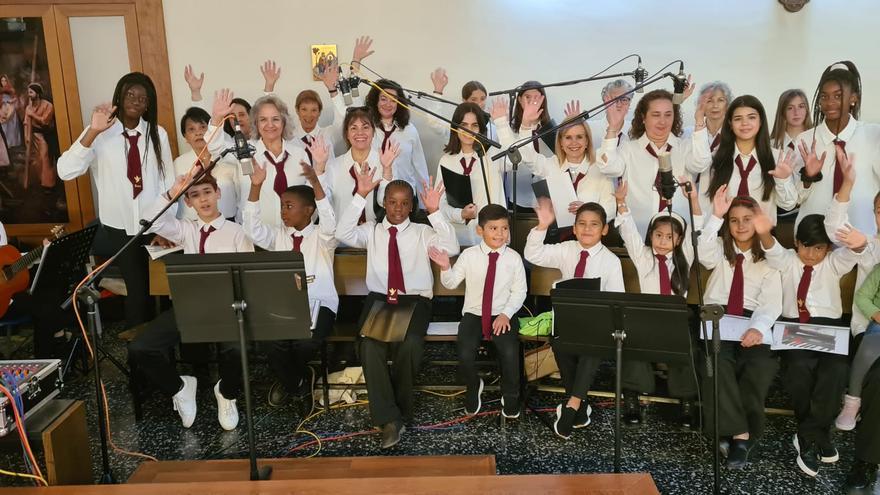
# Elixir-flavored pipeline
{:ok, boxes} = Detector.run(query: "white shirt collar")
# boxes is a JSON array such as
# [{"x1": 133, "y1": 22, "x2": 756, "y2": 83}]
[
  {"x1": 382, "y1": 216, "x2": 411, "y2": 233},
  {"x1": 479, "y1": 241, "x2": 507, "y2": 256},
  {"x1": 285, "y1": 223, "x2": 316, "y2": 237},
  {"x1": 819, "y1": 115, "x2": 858, "y2": 144},
  {"x1": 196, "y1": 215, "x2": 226, "y2": 231}
]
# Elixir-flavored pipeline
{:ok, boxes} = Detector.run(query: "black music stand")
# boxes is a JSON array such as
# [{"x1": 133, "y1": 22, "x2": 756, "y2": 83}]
[
  {"x1": 551, "y1": 288, "x2": 693, "y2": 473},
  {"x1": 164, "y1": 251, "x2": 312, "y2": 481}
]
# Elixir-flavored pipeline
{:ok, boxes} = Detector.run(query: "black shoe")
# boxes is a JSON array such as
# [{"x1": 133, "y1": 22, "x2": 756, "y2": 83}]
[
  {"x1": 793, "y1": 434, "x2": 820, "y2": 477},
  {"x1": 726, "y1": 439, "x2": 752, "y2": 469},
  {"x1": 554, "y1": 404, "x2": 577, "y2": 440},
  {"x1": 816, "y1": 436, "x2": 839, "y2": 464},
  {"x1": 464, "y1": 378, "x2": 484, "y2": 415},
  {"x1": 573, "y1": 402, "x2": 592, "y2": 429},
  {"x1": 267, "y1": 380, "x2": 290, "y2": 408},
  {"x1": 623, "y1": 390, "x2": 642, "y2": 425},
  {"x1": 380, "y1": 421, "x2": 405, "y2": 449},
  {"x1": 679, "y1": 398, "x2": 695, "y2": 429},
  {"x1": 501, "y1": 397, "x2": 520, "y2": 419},
  {"x1": 845, "y1": 459, "x2": 878, "y2": 490}
]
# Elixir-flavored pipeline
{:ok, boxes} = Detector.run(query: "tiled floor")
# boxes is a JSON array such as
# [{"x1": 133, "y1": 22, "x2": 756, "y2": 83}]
[{"x1": 0, "y1": 322, "x2": 877, "y2": 494}]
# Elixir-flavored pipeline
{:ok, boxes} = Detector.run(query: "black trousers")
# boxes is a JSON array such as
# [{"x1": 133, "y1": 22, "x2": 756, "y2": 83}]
[
  {"x1": 8, "y1": 291, "x2": 71, "y2": 358},
  {"x1": 621, "y1": 359, "x2": 698, "y2": 398},
  {"x1": 127, "y1": 309, "x2": 242, "y2": 399},
  {"x1": 264, "y1": 306, "x2": 335, "y2": 393},
  {"x1": 856, "y1": 353, "x2": 880, "y2": 463},
  {"x1": 92, "y1": 224, "x2": 153, "y2": 328},
  {"x1": 701, "y1": 342, "x2": 779, "y2": 438},
  {"x1": 357, "y1": 292, "x2": 432, "y2": 427},
  {"x1": 456, "y1": 313, "x2": 521, "y2": 405},
  {"x1": 783, "y1": 349, "x2": 848, "y2": 443},
  {"x1": 551, "y1": 338, "x2": 600, "y2": 400}
]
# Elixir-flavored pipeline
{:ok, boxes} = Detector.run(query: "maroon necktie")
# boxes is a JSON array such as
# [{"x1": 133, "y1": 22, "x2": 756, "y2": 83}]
[
  {"x1": 532, "y1": 129, "x2": 540, "y2": 152},
  {"x1": 460, "y1": 156, "x2": 476, "y2": 176},
  {"x1": 348, "y1": 165, "x2": 367, "y2": 225},
  {"x1": 797, "y1": 265, "x2": 813, "y2": 323},
  {"x1": 656, "y1": 254, "x2": 672, "y2": 295},
  {"x1": 646, "y1": 143, "x2": 673, "y2": 211},
  {"x1": 572, "y1": 171, "x2": 586, "y2": 190},
  {"x1": 735, "y1": 155, "x2": 758, "y2": 197},
  {"x1": 198, "y1": 225, "x2": 216, "y2": 254},
  {"x1": 617, "y1": 132, "x2": 623, "y2": 147},
  {"x1": 710, "y1": 133, "x2": 721, "y2": 153},
  {"x1": 833, "y1": 139, "x2": 846, "y2": 195},
  {"x1": 264, "y1": 151, "x2": 290, "y2": 197},
  {"x1": 726, "y1": 253, "x2": 745, "y2": 315},
  {"x1": 787, "y1": 141, "x2": 795, "y2": 151},
  {"x1": 386, "y1": 226, "x2": 405, "y2": 304},
  {"x1": 380, "y1": 125, "x2": 396, "y2": 152},
  {"x1": 291, "y1": 233, "x2": 303, "y2": 252},
  {"x1": 574, "y1": 250, "x2": 589, "y2": 278},
  {"x1": 125, "y1": 131, "x2": 143, "y2": 198},
  {"x1": 481, "y1": 251, "x2": 500, "y2": 340},
  {"x1": 301, "y1": 136, "x2": 313, "y2": 165}
]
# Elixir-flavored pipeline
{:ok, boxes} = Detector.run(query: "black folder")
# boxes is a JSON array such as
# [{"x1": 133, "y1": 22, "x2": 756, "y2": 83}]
[{"x1": 441, "y1": 166, "x2": 474, "y2": 209}]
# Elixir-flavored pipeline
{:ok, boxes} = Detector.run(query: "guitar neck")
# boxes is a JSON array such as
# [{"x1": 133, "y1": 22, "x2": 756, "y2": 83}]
[{"x1": 10, "y1": 246, "x2": 44, "y2": 275}]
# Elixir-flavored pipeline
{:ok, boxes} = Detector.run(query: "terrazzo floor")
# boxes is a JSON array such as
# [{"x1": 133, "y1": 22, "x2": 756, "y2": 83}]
[{"x1": 0, "y1": 314, "x2": 877, "y2": 494}]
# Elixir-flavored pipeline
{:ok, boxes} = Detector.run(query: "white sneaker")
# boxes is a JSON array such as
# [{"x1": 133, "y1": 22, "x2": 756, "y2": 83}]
[
  {"x1": 835, "y1": 394, "x2": 861, "y2": 431},
  {"x1": 172, "y1": 375, "x2": 197, "y2": 428},
  {"x1": 214, "y1": 381, "x2": 239, "y2": 431}
]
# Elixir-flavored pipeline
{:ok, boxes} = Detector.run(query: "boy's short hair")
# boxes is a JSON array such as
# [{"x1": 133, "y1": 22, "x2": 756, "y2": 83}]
[
  {"x1": 575, "y1": 202, "x2": 607, "y2": 225},
  {"x1": 796, "y1": 214, "x2": 833, "y2": 247},
  {"x1": 282, "y1": 185, "x2": 316, "y2": 209},
  {"x1": 188, "y1": 173, "x2": 218, "y2": 192},
  {"x1": 477, "y1": 204, "x2": 509, "y2": 227},
  {"x1": 384, "y1": 180, "x2": 415, "y2": 203},
  {"x1": 179, "y1": 106, "x2": 210, "y2": 135}
]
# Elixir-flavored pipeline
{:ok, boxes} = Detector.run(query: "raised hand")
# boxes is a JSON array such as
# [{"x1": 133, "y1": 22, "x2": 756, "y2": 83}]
[
  {"x1": 613, "y1": 179, "x2": 628, "y2": 204},
  {"x1": 797, "y1": 138, "x2": 827, "y2": 179},
  {"x1": 489, "y1": 96, "x2": 509, "y2": 121},
  {"x1": 682, "y1": 74, "x2": 695, "y2": 101},
  {"x1": 564, "y1": 99, "x2": 581, "y2": 120},
  {"x1": 427, "y1": 245, "x2": 451, "y2": 270},
  {"x1": 352, "y1": 35, "x2": 375, "y2": 65},
  {"x1": 752, "y1": 205, "x2": 773, "y2": 236},
  {"x1": 168, "y1": 172, "x2": 193, "y2": 200},
  {"x1": 211, "y1": 88, "x2": 235, "y2": 125},
  {"x1": 380, "y1": 140, "x2": 401, "y2": 171},
  {"x1": 521, "y1": 93, "x2": 544, "y2": 126},
  {"x1": 250, "y1": 162, "x2": 267, "y2": 187},
  {"x1": 836, "y1": 146, "x2": 856, "y2": 185},
  {"x1": 419, "y1": 177, "x2": 444, "y2": 215},
  {"x1": 430, "y1": 67, "x2": 448, "y2": 94},
  {"x1": 461, "y1": 203, "x2": 477, "y2": 221},
  {"x1": 308, "y1": 136, "x2": 331, "y2": 175},
  {"x1": 89, "y1": 103, "x2": 117, "y2": 133},
  {"x1": 712, "y1": 184, "x2": 733, "y2": 218},
  {"x1": 694, "y1": 90, "x2": 710, "y2": 123},
  {"x1": 535, "y1": 197, "x2": 555, "y2": 229},
  {"x1": 836, "y1": 225, "x2": 868, "y2": 251},
  {"x1": 355, "y1": 163, "x2": 381, "y2": 197},
  {"x1": 320, "y1": 60, "x2": 340, "y2": 92},
  {"x1": 769, "y1": 149, "x2": 796, "y2": 180},
  {"x1": 184, "y1": 64, "x2": 205, "y2": 101},
  {"x1": 568, "y1": 201, "x2": 584, "y2": 214},
  {"x1": 260, "y1": 60, "x2": 282, "y2": 92}
]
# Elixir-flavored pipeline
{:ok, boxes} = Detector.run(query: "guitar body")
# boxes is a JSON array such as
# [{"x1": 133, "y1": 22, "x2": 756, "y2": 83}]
[{"x1": 0, "y1": 244, "x2": 30, "y2": 318}]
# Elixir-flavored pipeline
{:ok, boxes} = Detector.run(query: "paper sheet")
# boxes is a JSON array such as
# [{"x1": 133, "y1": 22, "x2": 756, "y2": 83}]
[
  {"x1": 699, "y1": 315, "x2": 772, "y2": 345},
  {"x1": 771, "y1": 322, "x2": 850, "y2": 355}
]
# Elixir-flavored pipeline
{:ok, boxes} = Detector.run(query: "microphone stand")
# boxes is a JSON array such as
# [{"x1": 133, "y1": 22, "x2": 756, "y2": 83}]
[
  {"x1": 60, "y1": 148, "x2": 236, "y2": 484},
  {"x1": 399, "y1": 86, "x2": 458, "y2": 107}
]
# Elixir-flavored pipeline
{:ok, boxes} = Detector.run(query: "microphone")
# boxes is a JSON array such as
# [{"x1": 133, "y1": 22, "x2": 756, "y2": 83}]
[
  {"x1": 634, "y1": 57, "x2": 648, "y2": 93},
  {"x1": 349, "y1": 74, "x2": 361, "y2": 98},
  {"x1": 232, "y1": 118, "x2": 255, "y2": 176},
  {"x1": 672, "y1": 62, "x2": 687, "y2": 105},
  {"x1": 657, "y1": 153, "x2": 677, "y2": 201}
]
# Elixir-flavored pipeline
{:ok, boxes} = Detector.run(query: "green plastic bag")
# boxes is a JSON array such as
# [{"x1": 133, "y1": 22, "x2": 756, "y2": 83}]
[{"x1": 519, "y1": 311, "x2": 553, "y2": 337}]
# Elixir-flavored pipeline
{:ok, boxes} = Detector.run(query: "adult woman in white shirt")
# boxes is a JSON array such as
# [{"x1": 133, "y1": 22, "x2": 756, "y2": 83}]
[{"x1": 57, "y1": 72, "x2": 173, "y2": 327}]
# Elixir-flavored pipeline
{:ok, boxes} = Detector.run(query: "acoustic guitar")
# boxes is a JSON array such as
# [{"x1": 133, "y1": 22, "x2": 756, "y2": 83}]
[{"x1": 0, "y1": 225, "x2": 64, "y2": 318}]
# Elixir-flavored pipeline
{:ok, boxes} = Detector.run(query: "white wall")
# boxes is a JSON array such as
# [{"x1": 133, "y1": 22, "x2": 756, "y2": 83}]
[{"x1": 162, "y1": 0, "x2": 880, "y2": 170}]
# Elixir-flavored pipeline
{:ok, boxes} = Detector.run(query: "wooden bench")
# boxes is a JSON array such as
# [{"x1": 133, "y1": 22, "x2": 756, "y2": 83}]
[{"x1": 127, "y1": 454, "x2": 497, "y2": 483}]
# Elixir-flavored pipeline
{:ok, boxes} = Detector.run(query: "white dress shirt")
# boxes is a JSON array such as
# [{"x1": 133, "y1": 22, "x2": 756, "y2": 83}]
[
  {"x1": 795, "y1": 117, "x2": 880, "y2": 235},
  {"x1": 696, "y1": 146, "x2": 798, "y2": 226},
  {"x1": 824, "y1": 197, "x2": 880, "y2": 335},
  {"x1": 242, "y1": 198, "x2": 339, "y2": 313},
  {"x1": 698, "y1": 215, "x2": 783, "y2": 338},
  {"x1": 327, "y1": 148, "x2": 388, "y2": 227},
  {"x1": 495, "y1": 118, "x2": 553, "y2": 208},
  {"x1": 420, "y1": 97, "x2": 499, "y2": 144},
  {"x1": 58, "y1": 118, "x2": 174, "y2": 234},
  {"x1": 615, "y1": 210, "x2": 701, "y2": 295},
  {"x1": 435, "y1": 151, "x2": 506, "y2": 246},
  {"x1": 764, "y1": 237, "x2": 862, "y2": 320},
  {"x1": 524, "y1": 228, "x2": 625, "y2": 291},
  {"x1": 144, "y1": 198, "x2": 253, "y2": 254},
  {"x1": 440, "y1": 242, "x2": 527, "y2": 318},
  {"x1": 0, "y1": 221, "x2": 6, "y2": 246},
  {"x1": 597, "y1": 129, "x2": 712, "y2": 235},
  {"x1": 173, "y1": 150, "x2": 240, "y2": 221},
  {"x1": 336, "y1": 194, "x2": 460, "y2": 299},
  {"x1": 293, "y1": 127, "x2": 337, "y2": 163},
  {"x1": 587, "y1": 119, "x2": 630, "y2": 149}
]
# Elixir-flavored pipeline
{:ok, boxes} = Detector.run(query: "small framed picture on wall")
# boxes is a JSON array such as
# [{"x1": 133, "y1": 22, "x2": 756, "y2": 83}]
[{"x1": 310, "y1": 44, "x2": 337, "y2": 81}]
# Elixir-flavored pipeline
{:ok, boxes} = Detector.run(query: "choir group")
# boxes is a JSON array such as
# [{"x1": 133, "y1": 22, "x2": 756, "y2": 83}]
[{"x1": 44, "y1": 36, "x2": 880, "y2": 488}]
